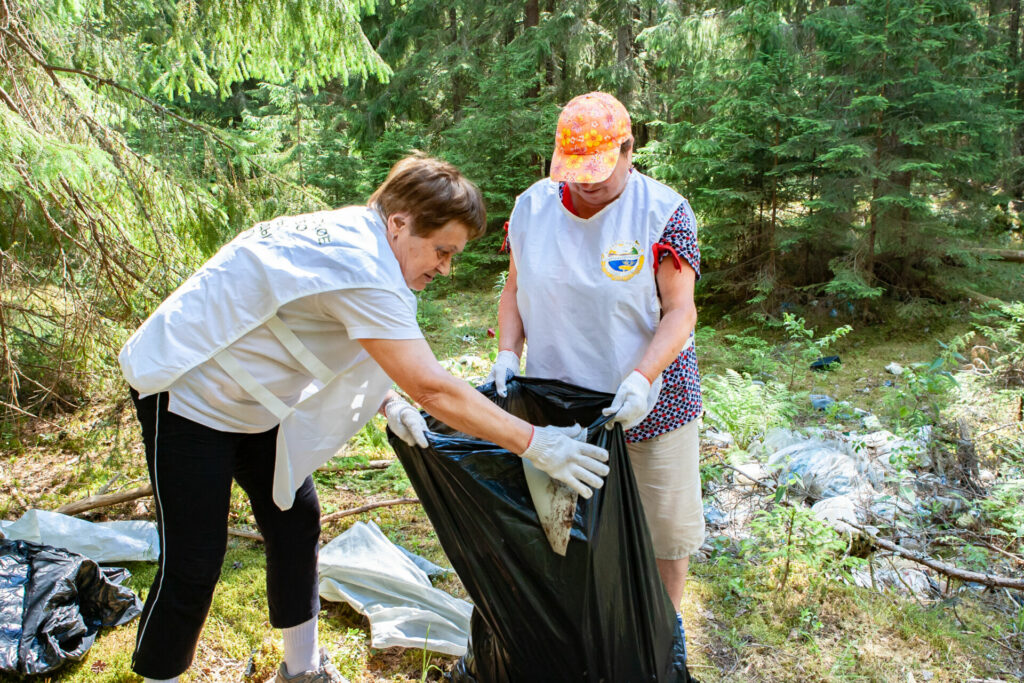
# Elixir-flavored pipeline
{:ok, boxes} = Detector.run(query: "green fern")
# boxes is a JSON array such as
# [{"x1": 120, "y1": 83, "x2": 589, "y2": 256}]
[{"x1": 702, "y1": 369, "x2": 798, "y2": 450}]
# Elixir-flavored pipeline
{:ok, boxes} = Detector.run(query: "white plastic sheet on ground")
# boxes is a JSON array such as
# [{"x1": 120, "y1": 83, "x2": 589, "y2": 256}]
[
  {"x1": 810, "y1": 495, "x2": 862, "y2": 533},
  {"x1": 763, "y1": 432, "x2": 863, "y2": 500},
  {"x1": 852, "y1": 559, "x2": 940, "y2": 598},
  {"x1": 318, "y1": 521, "x2": 471, "y2": 656},
  {"x1": 0, "y1": 509, "x2": 159, "y2": 563}
]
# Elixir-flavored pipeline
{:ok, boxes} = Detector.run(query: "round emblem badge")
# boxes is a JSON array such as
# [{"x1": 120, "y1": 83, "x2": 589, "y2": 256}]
[{"x1": 601, "y1": 240, "x2": 645, "y2": 281}]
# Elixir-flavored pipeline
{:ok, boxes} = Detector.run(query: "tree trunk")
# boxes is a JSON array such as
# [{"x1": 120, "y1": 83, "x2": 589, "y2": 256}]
[
  {"x1": 1013, "y1": 0, "x2": 1024, "y2": 200},
  {"x1": 971, "y1": 247, "x2": 1024, "y2": 262},
  {"x1": 525, "y1": 0, "x2": 540, "y2": 99},
  {"x1": 616, "y1": 0, "x2": 634, "y2": 103},
  {"x1": 449, "y1": 7, "x2": 464, "y2": 121},
  {"x1": 865, "y1": 1, "x2": 892, "y2": 288},
  {"x1": 768, "y1": 121, "x2": 780, "y2": 297}
]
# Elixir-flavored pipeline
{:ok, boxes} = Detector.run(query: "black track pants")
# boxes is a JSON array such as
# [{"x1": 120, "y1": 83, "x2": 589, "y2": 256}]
[{"x1": 129, "y1": 390, "x2": 321, "y2": 679}]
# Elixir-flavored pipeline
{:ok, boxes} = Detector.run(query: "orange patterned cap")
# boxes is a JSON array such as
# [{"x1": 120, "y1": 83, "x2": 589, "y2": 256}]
[{"x1": 550, "y1": 92, "x2": 632, "y2": 183}]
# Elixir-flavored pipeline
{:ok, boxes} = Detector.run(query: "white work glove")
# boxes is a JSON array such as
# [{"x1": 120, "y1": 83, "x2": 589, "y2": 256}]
[
  {"x1": 384, "y1": 398, "x2": 430, "y2": 448},
  {"x1": 520, "y1": 424, "x2": 610, "y2": 499},
  {"x1": 485, "y1": 350, "x2": 521, "y2": 397},
  {"x1": 603, "y1": 370, "x2": 662, "y2": 431}
]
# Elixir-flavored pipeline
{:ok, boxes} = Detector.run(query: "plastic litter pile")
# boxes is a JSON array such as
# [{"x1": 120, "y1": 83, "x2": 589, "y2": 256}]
[{"x1": 701, "y1": 422, "x2": 954, "y2": 599}]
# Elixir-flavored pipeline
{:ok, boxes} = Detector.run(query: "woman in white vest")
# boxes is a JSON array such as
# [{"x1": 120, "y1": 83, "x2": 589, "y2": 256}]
[
  {"x1": 488, "y1": 93, "x2": 705, "y2": 652},
  {"x1": 119, "y1": 156, "x2": 609, "y2": 683}
]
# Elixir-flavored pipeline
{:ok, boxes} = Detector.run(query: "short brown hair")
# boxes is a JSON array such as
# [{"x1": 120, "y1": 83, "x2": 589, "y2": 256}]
[{"x1": 369, "y1": 155, "x2": 486, "y2": 239}]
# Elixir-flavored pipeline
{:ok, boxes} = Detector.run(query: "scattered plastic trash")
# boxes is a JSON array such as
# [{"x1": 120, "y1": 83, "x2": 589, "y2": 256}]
[
  {"x1": 318, "y1": 521, "x2": 471, "y2": 656},
  {"x1": 851, "y1": 559, "x2": 941, "y2": 599},
  {"x1": 0, "y1": 539, "x2": 142, "y2": 675},
  {"x1": 390, "y1": 377, "x2": 694, "y2": 682},
  {"x1": 769, "y1": 441, "x2": 862, "y2": 500},
  {"x1": 885, "y1": 362, "x2": 905, "y2": 376},
  {"x1": 808, "y1": 394, "x2": 857, "y2": 419},
  {"x1": 862, "y1": 414, "x2": 882, "y2": 431},
  {"x1": 851, "y1": 428, "x2": 932, "y2": 469},
  {"x1": 756, "y1": 428, "x2": 867, "y2": 500},
  {"x1": 703, "y1": 503, "x2": 728, "y2": 528},
  {"x1": 731, "y1": 462, "x2": 768, "y2": 487},
  {"x1": 0, "y1": 509, "x2": 159, "y2": 563},
  {"x1": 461, "y1": 334, "x2": 476, "y2": 343},
  {"x1": 704, "y1": 429, "x2": 734, "y2": 447},
  {"x1": 810, "y1": 394, "x2": 836, "y2": 411},
  {"x1": 810, "y1": 355, "x2": 841, "y2": 371},
  {"x1": 810, "y1": 495, "x2": 862, "y2": 533}
]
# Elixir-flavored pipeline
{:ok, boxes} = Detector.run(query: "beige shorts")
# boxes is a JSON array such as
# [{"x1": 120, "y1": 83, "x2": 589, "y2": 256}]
[{"x1": 626, "y1": 418, "x2": 705, "y2": 560}]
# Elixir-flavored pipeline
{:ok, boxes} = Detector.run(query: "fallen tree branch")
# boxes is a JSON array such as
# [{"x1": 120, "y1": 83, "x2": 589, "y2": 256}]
[
  {"x1": 970, "y1": 247, "x2": 1024, "y2": 263},
  {"x1": 228, "y1": 527, "x2": 265, "y2": 542},
  {"x1": 848, "y1": 520, "x2": 1024, "y2": 591},
  {"x1": 959, "y1": 287, "x2": 1003, "y2": 306},
  {"x1": 319, "y1": 498, "x2": 421, "y2": 525},
  {"x1": 56, "y1": 484, "x2": 153, "y2": 515},
  {"x1": 319, "y1": 459, "x2": 393, "y2": 472},
  {"x1": 228, "y1": 498, "x2": 423, "y2": 543},
  {"x1": 725, "y1": 465, "x2": 1024, "y2": 591}
]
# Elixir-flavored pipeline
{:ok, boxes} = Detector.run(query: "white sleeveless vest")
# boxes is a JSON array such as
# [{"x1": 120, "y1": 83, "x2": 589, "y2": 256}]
[
  {"x1": 509, "y1": 172, "x2": 683, "y2": 393},
  {"x1": 119, "y1": 206, "x2": 414, "y2": 510}
]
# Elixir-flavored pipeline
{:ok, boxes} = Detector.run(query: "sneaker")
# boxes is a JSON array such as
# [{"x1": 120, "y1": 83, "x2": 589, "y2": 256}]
[{"x1": 272, "y1": 648, "x2": 349, "y2": 683}]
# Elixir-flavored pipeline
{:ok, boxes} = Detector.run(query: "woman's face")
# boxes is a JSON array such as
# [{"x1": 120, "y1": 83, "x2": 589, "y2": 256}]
[
  {"x1": 567, "y1": 143, "x2": 633, "y2": 217},
  {"x1": 387, "y1": 212, "x2": 470, "y2": 291}
]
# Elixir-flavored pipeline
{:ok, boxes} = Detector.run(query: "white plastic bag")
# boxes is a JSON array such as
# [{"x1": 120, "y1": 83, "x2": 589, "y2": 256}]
[
  {"x1": 0, "y1": 509, "x2": 158, "y2": 563},
  {"x1": 318, "y1": 521, "x2": 471, "y2": 655}
]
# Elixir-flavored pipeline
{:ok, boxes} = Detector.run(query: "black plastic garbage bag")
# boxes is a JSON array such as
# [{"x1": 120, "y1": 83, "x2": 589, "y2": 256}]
[
  {"x1": 389, "y1": 377, "x2": 696, "y2": 683},
  {"x1": 0, "y1": 538, "x2": 143, "y2": 676}
]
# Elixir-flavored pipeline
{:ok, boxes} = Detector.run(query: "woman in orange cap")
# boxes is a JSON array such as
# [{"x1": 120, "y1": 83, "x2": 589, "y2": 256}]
[{"x1": 488, "y1": 92, "x2": 704, "y2": 652}]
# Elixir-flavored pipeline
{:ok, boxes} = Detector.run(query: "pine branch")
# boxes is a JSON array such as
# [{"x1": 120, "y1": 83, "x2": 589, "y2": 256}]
[{"x1": 0, "y1": 25, "x2": 327, "y2": 209}]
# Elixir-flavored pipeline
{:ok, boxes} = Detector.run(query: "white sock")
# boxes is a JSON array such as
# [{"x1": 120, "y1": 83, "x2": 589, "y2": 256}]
[
  {"x1": 282, "y1": 616, "x2": 319, "y2": 676},
  {"x1": 143, "y1": 678, "x2": 179, "y2": 683}
]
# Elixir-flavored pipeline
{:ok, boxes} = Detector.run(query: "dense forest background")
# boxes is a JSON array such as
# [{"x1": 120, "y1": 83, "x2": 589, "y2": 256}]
[{"x1": 1, "y1": 0, "x2": 1022, "y2": 418}]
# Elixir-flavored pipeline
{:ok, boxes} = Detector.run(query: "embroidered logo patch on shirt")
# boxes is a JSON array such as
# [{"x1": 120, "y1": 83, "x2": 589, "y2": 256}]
[{"x1": 601, "y1": 240, "x2": 645, "y2": 281}]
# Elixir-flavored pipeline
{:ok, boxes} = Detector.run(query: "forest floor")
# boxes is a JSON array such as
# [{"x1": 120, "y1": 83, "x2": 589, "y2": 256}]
[{"x1": 0, "y1": 286, "x2": 1022, "y2": 682}]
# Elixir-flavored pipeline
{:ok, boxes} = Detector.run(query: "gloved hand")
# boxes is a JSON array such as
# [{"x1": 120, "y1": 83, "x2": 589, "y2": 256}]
[
  {"x1": 519, "y1": 424, "x2": 610, "y2": 499},
  {"x1": 485, "y1": 350, "x2": 521, "y2": 397},
  {"x1": 602, "y1": 370, "x2": 662, "y2": 431},
  {"x1": 384, "y1": 397, "x2": 430, "y2": 448}
]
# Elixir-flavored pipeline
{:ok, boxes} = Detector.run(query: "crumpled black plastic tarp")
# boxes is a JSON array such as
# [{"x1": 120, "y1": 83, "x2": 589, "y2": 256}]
[
  {"x1": 390, "y1": 377, "x2": 696, "y2": 682},
  {"x1": 0, "y1": 538, "x2": 143, "y2": 676}
]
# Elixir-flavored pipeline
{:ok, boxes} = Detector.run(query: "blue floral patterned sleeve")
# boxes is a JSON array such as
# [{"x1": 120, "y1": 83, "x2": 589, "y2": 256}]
[{"x1": 627, "y1": 200, "x2": 703, "y2": 443}]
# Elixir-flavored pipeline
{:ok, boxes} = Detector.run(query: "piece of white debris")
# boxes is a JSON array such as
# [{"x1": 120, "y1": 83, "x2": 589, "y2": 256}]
[{"x1": 885, "y1": 362, "x2": 905, "y2": 376}]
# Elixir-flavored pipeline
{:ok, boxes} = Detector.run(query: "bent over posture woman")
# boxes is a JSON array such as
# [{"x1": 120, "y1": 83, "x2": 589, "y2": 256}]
[{"x1": 120, "y1": 156, "x2": 609, "y2": 683}]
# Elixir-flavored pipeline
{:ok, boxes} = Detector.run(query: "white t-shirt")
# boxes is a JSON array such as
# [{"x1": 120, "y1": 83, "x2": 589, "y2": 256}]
[{"x1": 167, "y1": 287, "x2": 422, "y2": 433}]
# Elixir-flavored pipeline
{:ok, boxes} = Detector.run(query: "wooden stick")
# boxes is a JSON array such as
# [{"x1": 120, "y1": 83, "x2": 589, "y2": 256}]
[
  {"x1": 320, "y1": 498, "x2": 421, "y2": 525},
  {"x1": 55, "y1": 484, "x2": 153, "y2": 515},
  {"x1": 228, "y1": 527, "x2": 265, "y2": 542},
  {"x1": 319, "y1": 459, "x2": 393, "y2": 472},
  {"x1": 228, "y1": 498, "x2": 423, "y2": 544}
]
